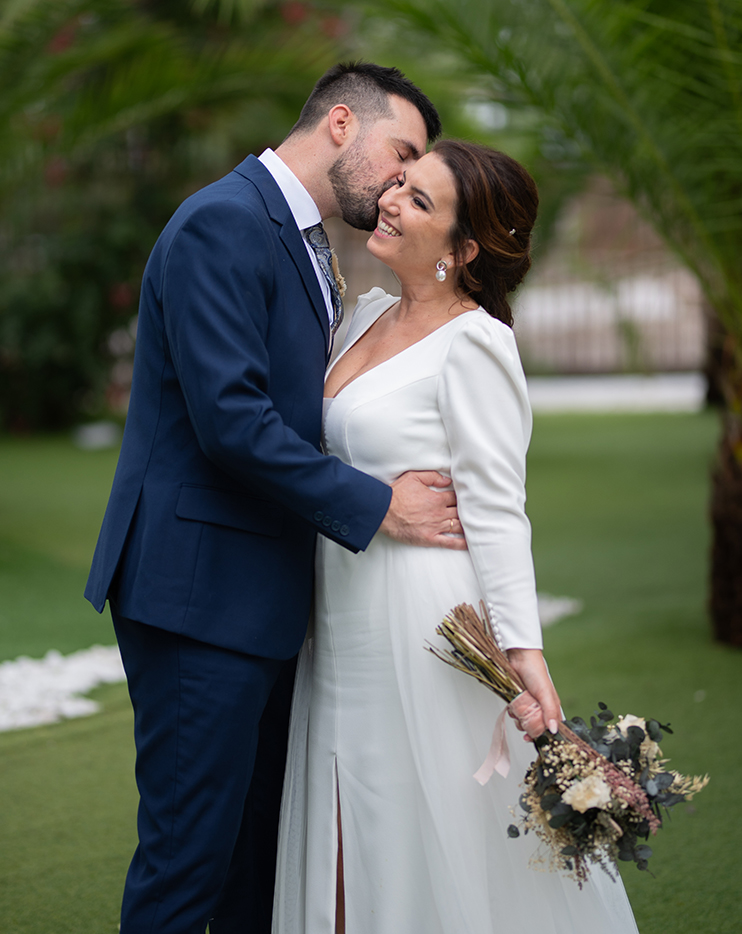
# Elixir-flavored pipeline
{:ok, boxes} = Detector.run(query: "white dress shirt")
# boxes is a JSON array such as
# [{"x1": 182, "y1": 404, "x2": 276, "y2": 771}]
[{"x1": 258, "y1": 148, "x2": 334, "y2": 328}]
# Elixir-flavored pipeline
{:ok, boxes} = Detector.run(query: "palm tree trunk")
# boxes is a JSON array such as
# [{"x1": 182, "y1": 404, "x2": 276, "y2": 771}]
[
  {"x1": 703, "y1": 299, "x2": 726, "y2": 408},
  {"x1": 709, "y1": 340, "x2": 742, "y2": 645}
]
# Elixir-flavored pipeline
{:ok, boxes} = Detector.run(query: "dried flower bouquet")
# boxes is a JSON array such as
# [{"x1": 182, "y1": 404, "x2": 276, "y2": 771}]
[{"x1": 429, "y1": 603, "x2": 709, "y2": 886}]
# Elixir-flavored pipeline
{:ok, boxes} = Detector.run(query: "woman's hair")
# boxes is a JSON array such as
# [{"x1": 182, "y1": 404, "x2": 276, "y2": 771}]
[{"x1": 432, "y1": 140, "x2": 539, "y2": 327}]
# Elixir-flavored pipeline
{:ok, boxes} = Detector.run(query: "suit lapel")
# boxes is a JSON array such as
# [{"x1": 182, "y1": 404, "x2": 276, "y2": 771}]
[{"x1": 234, "y1": 156, "x2": 331, "y2": 353}]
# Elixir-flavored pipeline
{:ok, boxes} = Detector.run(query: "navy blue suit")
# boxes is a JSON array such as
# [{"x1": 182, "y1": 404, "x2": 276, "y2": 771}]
[{"x1": 86, "y1": 156, "x2": 391, "y2": 932}]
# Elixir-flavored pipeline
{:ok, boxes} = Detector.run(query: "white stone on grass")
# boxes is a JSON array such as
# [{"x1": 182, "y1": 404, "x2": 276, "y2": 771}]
[
  {"x1": 0, "y1": 645, "x2": 125, "y2": 732},
  {"x1": 537, "y1": 593, "x2": 584, "y2": 627}
]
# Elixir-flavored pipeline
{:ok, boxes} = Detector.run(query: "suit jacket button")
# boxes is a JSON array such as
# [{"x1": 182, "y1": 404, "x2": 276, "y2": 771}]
[
  {"x1": 331, "y1": 520, "x2": 341, "y2": 532},
  {"x1": 323, "y1": 516, "x2": 332, "y2": 527},
  {"x1": 314, "y1": 510, "x2": 324, "y2": 522},
  {"x1": 340, "y1": 525, "x2": 349, "y2": 536}
]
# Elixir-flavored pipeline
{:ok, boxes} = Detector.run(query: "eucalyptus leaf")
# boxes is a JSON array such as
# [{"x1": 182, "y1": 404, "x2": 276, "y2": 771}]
[
  {"x1": 541, "y1": 793, "x2": 562, "y2": 811},
  {"x1": 610, "y1": 739, "x2": 630, "y2": 761},
  {"x1": 647, "y1": 720, "x2": 664, "y2": 742},
  {"x1": 549, "y1": 801, "x2": 574, "y2": 817},
  {"x1": 549, "y1": 812, "x2": 575, "y2": 829},
  {"x1": 657, "y1": 792, "x2": 686, "y2": 807},
  {"x1": 565, "y1": 717, "x2": 591, "y2": 742},
  {"x1": 536, "y1": 769, "x2": 558, "y2": 796}
]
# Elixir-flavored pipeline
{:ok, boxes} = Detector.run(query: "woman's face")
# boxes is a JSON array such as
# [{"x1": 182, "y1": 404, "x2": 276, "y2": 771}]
[{"x1": 368, "y1": 151, "x2": 458, "y2": 277}]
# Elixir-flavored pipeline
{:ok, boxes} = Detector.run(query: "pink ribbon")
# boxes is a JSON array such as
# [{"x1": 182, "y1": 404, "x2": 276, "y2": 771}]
[{"x1": 474, "y1": 706, "x2": 510, "y2": 785}]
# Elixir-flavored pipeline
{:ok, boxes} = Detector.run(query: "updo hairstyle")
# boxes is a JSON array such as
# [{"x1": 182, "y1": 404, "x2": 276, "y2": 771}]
[{"x1": 432, "y1": 140, "x2": 538, "y2": 327}]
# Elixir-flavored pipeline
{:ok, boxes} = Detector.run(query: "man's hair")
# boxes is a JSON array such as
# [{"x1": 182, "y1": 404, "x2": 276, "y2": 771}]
[{"x1": 288, "y1": 61, "x2": 441, "y2": 143}]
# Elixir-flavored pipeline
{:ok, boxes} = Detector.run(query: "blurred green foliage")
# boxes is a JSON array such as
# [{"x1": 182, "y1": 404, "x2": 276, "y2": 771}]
[
  {"x1": 0, "y1": 0, "x2": 346, "y2": 431},
  {"x1": 0, "y1": 0, "x2": 591, "y2": 432},
  {"x1": 354, "y1": 0, "x2": 742, "y2": 331}
]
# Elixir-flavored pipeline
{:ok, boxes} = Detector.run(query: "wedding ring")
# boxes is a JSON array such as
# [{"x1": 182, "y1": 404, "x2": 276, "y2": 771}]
[{"x1": 449, "y1": 518, "x2": 454, "y2": 533}]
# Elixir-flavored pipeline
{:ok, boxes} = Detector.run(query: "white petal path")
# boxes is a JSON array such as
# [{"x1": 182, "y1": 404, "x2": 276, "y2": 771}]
[
  {"x1": 0, "y1": 645, "x2": 125, "y2": 732},
  {"x1": 0, "y1": 595, "x2": 581, "y2": 733}
]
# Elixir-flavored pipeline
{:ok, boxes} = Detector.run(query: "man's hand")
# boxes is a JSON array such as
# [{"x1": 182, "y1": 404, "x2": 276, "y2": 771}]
[
  {"x1": 379, "y1": 471, "x2": 466, "y2": 550},
  {"x1": 506, "y1": 649, "x2": 561, "y2": 740}
]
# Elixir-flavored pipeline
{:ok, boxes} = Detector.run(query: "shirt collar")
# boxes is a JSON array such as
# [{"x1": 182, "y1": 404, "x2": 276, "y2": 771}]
[{"x1": 258, "y1": 148, "x2": 321, "y2": 232}]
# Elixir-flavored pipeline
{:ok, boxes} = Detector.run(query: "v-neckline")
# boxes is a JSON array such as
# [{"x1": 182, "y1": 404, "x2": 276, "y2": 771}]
[{"x1": 324, "y1": 298, "x2": 480, "y2": 402}]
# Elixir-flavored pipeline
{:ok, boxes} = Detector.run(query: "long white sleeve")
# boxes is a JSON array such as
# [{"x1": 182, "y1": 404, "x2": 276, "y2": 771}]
[{"x1": 438, "y1": 314, "x2": 542, "y2": 650}]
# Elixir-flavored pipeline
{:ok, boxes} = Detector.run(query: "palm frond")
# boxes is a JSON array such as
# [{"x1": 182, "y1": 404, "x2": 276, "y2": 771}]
[{"x1": 361, "y1": 0, "x2": 742, "y2": 331}]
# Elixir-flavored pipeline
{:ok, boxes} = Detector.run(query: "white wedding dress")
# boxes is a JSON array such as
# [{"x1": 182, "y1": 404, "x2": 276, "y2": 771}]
[{"x1": 272, "y1": 289, "x2": 639, "y2": 934}]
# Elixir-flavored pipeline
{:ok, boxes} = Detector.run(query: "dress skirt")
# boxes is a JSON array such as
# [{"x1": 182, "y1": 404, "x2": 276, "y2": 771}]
[{"x1": 272, "y1": 535, "x2": 639, "y2": 934}]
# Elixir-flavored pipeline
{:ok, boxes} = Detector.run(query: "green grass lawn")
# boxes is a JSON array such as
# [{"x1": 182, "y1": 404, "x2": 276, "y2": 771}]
[{"x1": 1, "y1": 415, "x2": 740, "y2": 933}]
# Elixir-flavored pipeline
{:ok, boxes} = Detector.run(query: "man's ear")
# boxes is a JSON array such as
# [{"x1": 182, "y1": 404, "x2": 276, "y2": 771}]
[{"x1": 327, "y1": 104, "x2": 356, "y2": 146}]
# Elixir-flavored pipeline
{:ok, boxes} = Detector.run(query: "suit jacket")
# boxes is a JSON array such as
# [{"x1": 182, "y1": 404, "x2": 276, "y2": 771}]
[{"x1": 85, "y1": 155, "x2": 392, "y2": 659}]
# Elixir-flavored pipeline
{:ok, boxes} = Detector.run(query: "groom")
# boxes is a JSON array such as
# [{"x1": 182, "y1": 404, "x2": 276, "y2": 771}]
[{"x1": 86, "y1": 63, "x2": 463, "y2": 933}]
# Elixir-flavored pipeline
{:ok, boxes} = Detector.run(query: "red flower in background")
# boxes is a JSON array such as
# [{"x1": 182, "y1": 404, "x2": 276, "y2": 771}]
[
  {"x1": 281, "y1": 2, "x2": 309, "y2": 26},
  {"x1": 43, "y1": 156, "x2": 68, "y2": 188},
  {"x1": 320, "y1": 15, "x2": 347, "y2": 39},
  {"x1": 47, "y1": 19, "x2": 80, "y2": 55}
]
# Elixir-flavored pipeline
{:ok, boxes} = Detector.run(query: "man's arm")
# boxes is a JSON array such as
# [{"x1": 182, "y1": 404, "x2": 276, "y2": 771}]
[
  {"x1": 163, "y1": 199, "x2": 389, "y2": 552},
  {"x1": 162, "y1": 198, "x2": 464, "y2": 552}
]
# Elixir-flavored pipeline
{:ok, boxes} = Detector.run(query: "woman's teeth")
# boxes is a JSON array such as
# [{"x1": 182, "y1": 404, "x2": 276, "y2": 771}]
[{"x1": 377, "y1": 219, "x2": 400, "y2": 237}]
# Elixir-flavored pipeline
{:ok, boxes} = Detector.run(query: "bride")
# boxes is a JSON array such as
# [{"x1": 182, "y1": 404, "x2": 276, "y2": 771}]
[{"x1": 272, "y1": 140, "x2": 639, "y2": 934}]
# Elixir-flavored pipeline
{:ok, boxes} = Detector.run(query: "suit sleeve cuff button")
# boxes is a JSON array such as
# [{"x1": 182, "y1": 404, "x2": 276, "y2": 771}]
[
  {"x1": 313, "y1": 510, "x2": 324, "y2": 522},
  {"x1": 340, "y1": 525, "x2": 349, "y2": 536}
]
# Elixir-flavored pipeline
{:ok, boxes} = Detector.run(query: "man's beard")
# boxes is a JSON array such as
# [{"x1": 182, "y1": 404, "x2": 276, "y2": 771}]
[{"x1": 328, "y1": 141, "x2": 393, "y2": 231}]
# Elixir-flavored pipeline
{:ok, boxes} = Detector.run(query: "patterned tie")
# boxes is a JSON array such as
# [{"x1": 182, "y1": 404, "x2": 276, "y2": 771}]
[{"x1": 304, "y1": 222, "x2": 344, "y2": 335}]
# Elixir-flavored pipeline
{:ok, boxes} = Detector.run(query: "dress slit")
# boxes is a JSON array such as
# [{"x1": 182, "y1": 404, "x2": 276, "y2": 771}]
[{"x1": 334, "y1": 761, "x2": 346, "y2": 934}]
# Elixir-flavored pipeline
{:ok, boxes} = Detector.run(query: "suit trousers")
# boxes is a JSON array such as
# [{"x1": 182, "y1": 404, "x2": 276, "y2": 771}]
[{"x1": 112, "y1": 610, "x2": 297, "y2": 934}]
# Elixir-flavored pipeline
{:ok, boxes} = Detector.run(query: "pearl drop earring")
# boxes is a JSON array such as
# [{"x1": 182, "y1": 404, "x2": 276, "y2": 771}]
[{"x1": 435, "y1": 261, "x2": 448, "y2": 282}]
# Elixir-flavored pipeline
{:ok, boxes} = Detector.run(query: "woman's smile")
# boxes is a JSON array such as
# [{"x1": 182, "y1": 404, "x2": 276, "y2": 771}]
[{"x1": 375, "y1": 217, "x2": 401, "y2": 238}]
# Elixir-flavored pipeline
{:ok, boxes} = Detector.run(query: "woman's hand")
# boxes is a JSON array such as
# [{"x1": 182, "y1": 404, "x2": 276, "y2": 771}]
[{"x1": 505, "y1": 648, "x2": 561, "y2": 740}]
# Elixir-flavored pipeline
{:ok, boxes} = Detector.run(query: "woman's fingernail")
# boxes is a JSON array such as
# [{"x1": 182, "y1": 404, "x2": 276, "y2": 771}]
[{"x1": 548, "y1": 719, "x2": 558, "y2": 734}]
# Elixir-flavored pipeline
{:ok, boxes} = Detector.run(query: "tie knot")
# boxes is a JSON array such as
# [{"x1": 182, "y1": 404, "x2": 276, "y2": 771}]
[{"x1": 304, "y1": 223, "x2": 331, "y2": 252}]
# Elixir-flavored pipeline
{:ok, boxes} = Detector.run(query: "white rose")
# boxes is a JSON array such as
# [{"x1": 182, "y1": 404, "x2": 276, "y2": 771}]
[
  {"x1": 617, "y1": 714, "x2": 646, "y2": 735},
  {"x1": 562, "y1": 773, "x2": 612, "y2": 812},
  {"x1": 617, "y1": 714, "x2": 660, "y2": 761}
]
